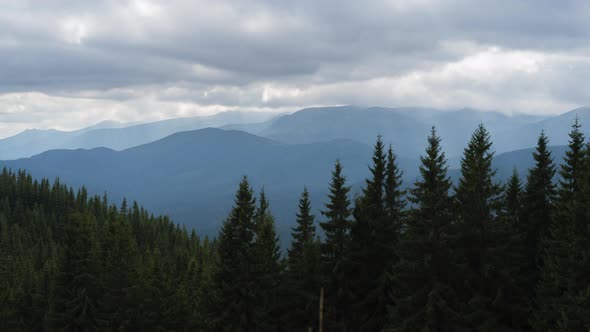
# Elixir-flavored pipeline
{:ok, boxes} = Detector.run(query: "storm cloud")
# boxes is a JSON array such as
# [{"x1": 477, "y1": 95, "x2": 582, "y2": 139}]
[{"x1": 1, "y1": 0, "x2": 589, "y2": 136}]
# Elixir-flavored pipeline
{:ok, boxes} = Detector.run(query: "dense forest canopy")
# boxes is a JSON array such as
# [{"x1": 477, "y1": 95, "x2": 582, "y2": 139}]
[{"x1": 2, "y1": 121, "x2": 590, "y2": 331}]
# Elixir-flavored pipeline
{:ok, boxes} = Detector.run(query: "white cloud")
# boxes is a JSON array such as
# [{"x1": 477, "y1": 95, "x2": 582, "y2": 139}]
[{"x1": 60, "y1": 17, "x2": 90, "y2": 45}]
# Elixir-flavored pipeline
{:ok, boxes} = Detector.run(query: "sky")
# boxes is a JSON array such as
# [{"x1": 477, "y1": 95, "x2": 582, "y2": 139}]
[{"x1": 1, "y1": 0, "x2": 589, "y2": 137}]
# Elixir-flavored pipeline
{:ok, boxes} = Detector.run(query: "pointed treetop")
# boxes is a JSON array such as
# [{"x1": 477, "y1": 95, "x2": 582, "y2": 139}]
[
  {"x1": 293, "y1": 186, "x2": 316, "y2": 242},
  {"x1": 322, "y1": 160, "x2": 352, "y2": 222},
  {"x1": 385, "y1": 144, "x2": 405, "y2": 218},
  {"x1": 362, "y1": 135, "x2": 387, "y2": 219},
  {"x1": 413, "y1": 126, "x2": 451, "y2": 199},
  {"x1": 558, "y1": 118, "x2": 585, "y2": 197},
  {"x1": 455, "y1": 123, "x2": 501, "y2": 213},
  {"x1": 526, "y1": 130, "x2": 556, "y2": 191},
  {"x1": 504, "y1": 167, "x2": 523, "y2": 225},
  {"x1": 257, "y1": 187, "x2": 270, "y2": 220}
]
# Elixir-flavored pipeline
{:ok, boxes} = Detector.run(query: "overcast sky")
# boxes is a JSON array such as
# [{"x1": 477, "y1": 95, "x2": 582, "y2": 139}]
[{"x1": 1, "y1": 0, "x2": 589, "y2": 137}]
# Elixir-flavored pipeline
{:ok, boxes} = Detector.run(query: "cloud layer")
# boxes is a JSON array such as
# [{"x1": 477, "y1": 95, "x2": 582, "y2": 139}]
[{"x1": 1, "y1": 0, "x2": 589, "y2": 136}]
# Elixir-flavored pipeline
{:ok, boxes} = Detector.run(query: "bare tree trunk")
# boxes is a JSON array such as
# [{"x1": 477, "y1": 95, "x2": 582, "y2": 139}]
[{"x1": 319, "y1": 287, "x2": 324, "y2": 332}]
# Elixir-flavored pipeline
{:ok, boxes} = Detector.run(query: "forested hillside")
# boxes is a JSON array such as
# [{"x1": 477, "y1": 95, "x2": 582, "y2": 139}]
[
  {"x1": 2, "y1": 120, "x2": 590, "y2": 331},
  {"x1": 0, "y1": 170, "x2": 217, "y2": 330}
]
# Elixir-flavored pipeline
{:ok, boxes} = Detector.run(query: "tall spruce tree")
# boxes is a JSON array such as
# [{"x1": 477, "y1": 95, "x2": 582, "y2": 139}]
[
  {"x1": 385, "y1": 145, "x2": 405, "y2": 221},
  {"x1": 252, "y1": 190, "x2": 283, "y2": 331},
  {"x1": 210, "y1": 176, "x2": 257, "y2": 331},
  {"x1": 521, "y1": 131, "x2": 556, "y2": 304},
  {"x1": 347, "y1": 137, "x2": 404, "y2": 330},
  {"x1": 534, "y1": 118, "x2": 588, "y2": 331},
  {"x1": 454, "y1": 124, "x2": 526, "y2": 330},
  {"x1": 286, "y1": 187, "x2": 321, "y2": 331},
  {"x1": 320, "y1": 160, "x2": 352, "y2": 331},
  {"x1": 499, "y1": 167, "x2": 532, "y2": 329},
  {"x1": 361, "y1": 135, "x2": 387, "y2": 219},
  {"x1": 390, "y1": 127, "x2": 462, "y2": 331},
  {"x1": 288, "y1": 187, "x2": 317, "y2": 265},
  {"x1": 347, "y1": 136, "x2": 387, "y2": 330},
  {"x1": 577, "y1": 129, "x2": 590, "y2": 330}
]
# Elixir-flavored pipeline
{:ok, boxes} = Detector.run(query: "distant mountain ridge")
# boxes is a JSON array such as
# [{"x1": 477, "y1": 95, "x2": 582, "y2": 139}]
[
  {"x1": 259, "y1": 106, "x2": 550, "y2": 159},
  {"x1": 1, "y1": 128, "x2": 378, "y2": 240},
  {"x1": 4, "y1": 105, "x2": 590, "y2": 161},
  {"x1": 0, "y1": 111, "x2": 280, "y2": 160}
]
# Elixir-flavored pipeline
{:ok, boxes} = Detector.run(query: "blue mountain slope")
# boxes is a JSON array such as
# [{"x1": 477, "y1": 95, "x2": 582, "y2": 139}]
[
  {"x1": 1, "y1": 128, "x2": 390, "y2": 242},
  {"x1": 494, "y1": 107, "x2": 590, "y2": 153},
  {"x1": 259, "y1": 106, "x2": 544, "y2": 159},
  {"x1": 0, "y1": 111, "x2": 280, "y2": 160}
]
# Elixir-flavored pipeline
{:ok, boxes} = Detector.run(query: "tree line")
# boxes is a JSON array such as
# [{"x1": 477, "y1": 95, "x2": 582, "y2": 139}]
[{"x1": 1, "y1": 120, "x2": 590, "y2": 331}]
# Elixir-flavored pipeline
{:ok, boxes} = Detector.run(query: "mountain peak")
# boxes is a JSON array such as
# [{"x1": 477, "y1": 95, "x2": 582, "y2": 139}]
[{"x1": 559, "y1": 106, "x2": 590, "y2": 117}]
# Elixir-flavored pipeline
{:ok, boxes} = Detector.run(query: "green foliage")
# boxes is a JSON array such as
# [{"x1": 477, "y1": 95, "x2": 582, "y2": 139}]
[
  {"x1": 504, "y1": 168, "x2": 523, "y2": 227},
  {"x1": 252, "y1": 190, "x2": 283, "y2": 331},
  {"x1": 390, "y1": 127, "x2": 462, "y2": 331},
  {"x1": 0, "y1": 168, "x2": 213, "y2": 331},
  {"x1": 454, "y1": 124, "x2": 527, "y2": 330},
  {"x1": 533, "y1": 118, "x2": 589, "y2": 331},
  {"x1": 520, "y1": 131, "x2": 557, "y2": 308},
  {"x1": 48, "y1": 213, "x2": 105, "y2": 331},
  {"x1": 3, "y1": 120, "x2": 590, "y2": 331},
  {"x1": 346, "y1": 137, "x2": 404, "y2": 330},
  {"x1": 285, "y1": 188, "x2": 321, "y2": 331},
  {"x1": 319, "y1": 160, "x2": 353, "y2": 330},
  {"x1": 209, "y1": 176, "x2": 257, "y2": 331}
]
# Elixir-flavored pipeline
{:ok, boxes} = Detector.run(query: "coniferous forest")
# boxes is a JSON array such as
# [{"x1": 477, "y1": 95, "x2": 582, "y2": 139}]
[{"x1": 2, "y1": 121, "x2": 590, "y2": 331}]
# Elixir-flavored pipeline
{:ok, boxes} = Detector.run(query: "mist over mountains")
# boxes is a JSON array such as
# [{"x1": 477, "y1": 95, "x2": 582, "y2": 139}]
[{"x1": 2, "y1": 104, "x2": 585, "y2": 238}]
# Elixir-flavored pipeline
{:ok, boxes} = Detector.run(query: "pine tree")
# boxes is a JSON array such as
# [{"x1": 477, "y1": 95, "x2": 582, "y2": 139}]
[
  {"x1": 210, "y1": 176, "x2": 257, "y2": 331},
  {"x1": 347, "y1": 137, "x2": 405, "y2": 330},
  {"x1": 346, "y1": 136, "x2": 386, "y2": 329},
  {"x1": 379, "y1": 144, "x2": 407, "y2": 327},
  {"x1": 101, "y1": 213, "x2": 139, "y2": 330},
  {"x1": 534, "y1": 118, "x2": 588, "y2": 331},
  {"x1": 520, "y1": 131, "x2": 556, "y2": 304},
  {"x1": 504, "y1": 168, "x2": 523, "y2": 228},
  {"x1": 288, "y1": 187, "x2": 316, "y2": 265},
  {"x1": 286, "y1": 187, "x2": 321, "y2": 330},
  {"x1": 319, "y1": 160, "x2": 352, "y2": 331},
  {"x1": 385, "y1": 145, "x2": 405, "y2": 221},
  {"x1": 454, "y1": 124, "x2": 526, "y2": 330},
  {"x1": 558, "y1": 117, "x2": 585, "y2": 200},
  {"x1": 0, "y1": 169, "x2": 215, "y2": 331},
  {"x1": 252, "y1": 190, "x2": 283, "y2": 331},
  {"x1": 390, "y1": 127, "x2": 462, "y2": 330},
  {"x1": 48, "y1": 213, "x2": 106, "y2": 331},
  {"x1": 361, "y1": 135, "x2": 387, "y2": 219},
  {"x1": 498, "y1": 167, "x2": 532, "y2": 329},
  {"x1": 184, "y1": 252, "x2": 210, "y2": 330}
]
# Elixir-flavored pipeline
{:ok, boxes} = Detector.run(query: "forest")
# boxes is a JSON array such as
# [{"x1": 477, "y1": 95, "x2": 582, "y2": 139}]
[{"x1": 1, "y1": 120, "x2": 589, "y2": 331}]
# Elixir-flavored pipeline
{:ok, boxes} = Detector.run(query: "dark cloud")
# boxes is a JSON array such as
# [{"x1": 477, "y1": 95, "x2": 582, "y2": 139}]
[{"x1": 0, "y1": 0, "x2": 588, "y2": 134}]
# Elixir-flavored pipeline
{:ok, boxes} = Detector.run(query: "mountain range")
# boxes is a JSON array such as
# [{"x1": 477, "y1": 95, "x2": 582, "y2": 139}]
[
  {"x1": 0, "y1": 111, "x2": 279, "y2": 160},
  {"x1": 1, "y1": 128, "x2": 375, "y2": 240},
  {"x1": 2, "y1": 105, "x2": 588, "y2": 239},
  {"x1": 5, "y1": 105, "x2": 590, "y2": 163},
  {"x1": 0, "y1": 124, "x2": 575, "y2": 241}
]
